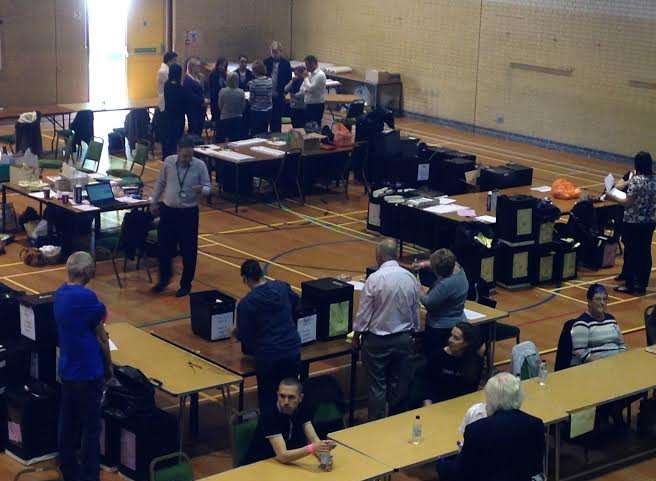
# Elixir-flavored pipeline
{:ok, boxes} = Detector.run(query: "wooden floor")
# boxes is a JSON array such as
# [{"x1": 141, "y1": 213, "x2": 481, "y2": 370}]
[{"x1": 0, "y1": 112, "x2": 654, "y2": 481}]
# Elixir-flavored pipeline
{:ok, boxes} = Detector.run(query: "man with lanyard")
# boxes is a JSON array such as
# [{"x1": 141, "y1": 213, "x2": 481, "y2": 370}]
[
  {"x1": 151, "y1": 135, "x2": 211, "y2": 297},
  {"x1": 264, "y1": 40, "x2": 292, "y2": 133}
]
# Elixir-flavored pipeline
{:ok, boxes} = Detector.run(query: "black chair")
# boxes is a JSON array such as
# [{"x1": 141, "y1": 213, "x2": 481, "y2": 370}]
[
  {"x1": 555, "y1": 319, "x2": 577, "y2": 371},
  {"x1": 645, "y1": 305, "x2": 656, "y2": 345},
  {"x1": 253, "y1": 151, "x2": 287, "y2": 208},
  {"x1": 477, "y1": 296, "x2": 520, "y2": 344},
  {"x1": 110, "y1": 210, "x2": 156, "y2": 287}
]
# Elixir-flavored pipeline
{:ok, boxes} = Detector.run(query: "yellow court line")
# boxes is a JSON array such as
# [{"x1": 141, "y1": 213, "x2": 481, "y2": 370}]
[
  {"x1": 537, "y1": 287, "x2": 588, "y2": 305},
  {"x1": 608, "y1": 291, "x2": 656, "y2": 307},
  {"x1": 199, "y1": 234, "x2": 318, "y2": 281},
  {"x1": 549, "y1": 273, "x2": 623, "y2": 292},
  {"x1": 0, "y1": 277, "x2": 39, "y2": 294},
  {"x1": 0, "y1": 261, "x2": 26, "y2": 268}
]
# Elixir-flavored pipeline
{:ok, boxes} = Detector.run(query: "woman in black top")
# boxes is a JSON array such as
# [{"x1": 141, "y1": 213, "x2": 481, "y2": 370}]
[
  {"x1": 425, "y1": 321, "x2": 483, "y2": 404},
  {"x1": 182, "y1": 57, "x2": 206, "y2": 137},
  {"x1": 162, "y1": 64, "x2": 186, "y2": 159},
  {"x1": 208, "y1": 57, "x2": 227, "y2": 123},
  {"x1": 234, "y1": 54, "x2": 255, "y2": 91}
]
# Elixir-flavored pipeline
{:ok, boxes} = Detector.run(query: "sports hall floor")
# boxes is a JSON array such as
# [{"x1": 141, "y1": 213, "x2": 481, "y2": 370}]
[{"x1": 0, "y1": 112, "x2": 654, "y2": 481}]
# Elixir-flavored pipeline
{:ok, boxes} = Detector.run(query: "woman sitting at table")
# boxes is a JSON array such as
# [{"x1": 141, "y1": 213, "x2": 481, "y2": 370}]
[
  {"x1": 571, "y1": 283, "x2": 627, "y2": 365},
  {"x1": 424, "y1": 322, "x2": 484, "y2": 404},
  {"x1": 420, "y1": 249, "x2": 469, "y2": 359}
]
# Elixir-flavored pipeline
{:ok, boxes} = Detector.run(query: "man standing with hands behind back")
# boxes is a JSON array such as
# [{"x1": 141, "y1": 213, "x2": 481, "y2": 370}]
[
  {"x1": 264, "y1": 41, "x2": 292, "y2": 133},
  {"x1": 151, "y1": 135, "x2": 211, "y2": 297}
]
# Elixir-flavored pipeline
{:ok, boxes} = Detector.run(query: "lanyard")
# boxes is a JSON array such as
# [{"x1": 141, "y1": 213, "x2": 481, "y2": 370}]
[{"x1": 176, "y1": 161, "x2": 191, "y2": 194}]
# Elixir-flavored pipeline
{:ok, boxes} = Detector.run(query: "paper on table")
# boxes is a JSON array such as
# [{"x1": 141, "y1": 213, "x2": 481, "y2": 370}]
[
  {"x1": 348, "y1": 280, "x2": 365, "y2": 291},
  {"x1": 73, "y1": 203, "x2": 100, "y2": 212},
  {"x1": 604, "y1": 173, "x2": 615, "y2": 192},
  {"x1": 29, "y1": 191, "x2": 45, "y2": 199},
  {"x1": 570, "y1": 407, "x2": 596, "y2": 438},
  {"x1": 438, "y1": 197, "x2": 456, "y2": 205},
  {"x1": 423, "y1": 204, "x2": 467, "y2": 215},
  {"x1": 609, "y1": 187, "x2": 626, "y2": 200},
  {"x1": 251, "y1": 146, "x2": 285, "y2": 158},
  {"x1": 475, "y1": 215, "x2": 497, "y2": 224},
  {"x1": 457, "y1": 209, "x2": 476, "y2": 217},
  {"x1": 109, "y1": 339, "x2": 118, "y2": 351},
  {"x1": 115, "y1": 196, "x2": 145, "y2": 204},
  {"x1": 464, "y1": 309, "x2": 486, "y2": 321},
  {"x1": 530, "y1": 186, "x2": 551, "y2": 193}
]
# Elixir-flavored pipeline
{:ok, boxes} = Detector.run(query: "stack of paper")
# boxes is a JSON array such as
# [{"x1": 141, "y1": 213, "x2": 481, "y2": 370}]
[
  {"x1": 423, "y1": 204, "x2": 468, "y2": 215},
  {"x1": 251, "y1": 146, "x2": 285, "y2": 158},
  {"x1": 205, "y1": 150, "x2": 255, "y2": 162},
  {"x1": 227, "y1": 138, "x2": 267, "y2": 149}
]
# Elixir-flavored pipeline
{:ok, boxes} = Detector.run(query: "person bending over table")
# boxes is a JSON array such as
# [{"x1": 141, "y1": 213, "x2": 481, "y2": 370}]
[
  {"x1": 437, "y1": 372, "x2": 544, "y2": 481},
  {"x1": 607, "y1": 151, "x2": 656, "y2": 296},
  {"x1": 300, "y1": 55, "x2": 327, "y2": 127},
  {"x1": 424, "y1": 322, "x2": 483, "y2": 405},
  {"x1": 236, "y1": 259, "x2": 301, "y2": 413},
  {"x1": 55, "y1": 252, "x2": 113, "y2": 481},
  {"x1": 353, "y1": 238, "x2": 421, "y2": 421},
  {"x1": 245, "y1": 378, "x2": 336, "y2": 465},
  {"x1": 419, "y1": 249, "x2": 469, "y2": 359},
  {"x1": 248, "y1": 60, "x2": 273, "y2": 135},
  {"x1": 151, "y1": 135, "x2": 211, "y2": 297}
]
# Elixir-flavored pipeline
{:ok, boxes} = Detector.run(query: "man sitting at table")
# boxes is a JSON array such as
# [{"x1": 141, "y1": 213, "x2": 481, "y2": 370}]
[
  {"x1": 437, "y1": 372, "x2": 544, "y2": 481},
  {"x1": 245, "y1": 378, "x2": 336, "y2": 465}
]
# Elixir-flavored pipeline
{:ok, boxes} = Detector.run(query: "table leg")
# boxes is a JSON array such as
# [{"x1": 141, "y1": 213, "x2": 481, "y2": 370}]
[
  {"x1": 349, "y1": 348, "x2": 358, "y2": 426},
  {"x1": 234, "y1": 163, "x2": 240, "y2": 213},
  {"x1": 189, "y1": 393, "x2": 199, "y2": 439},
  {"x1": 1, "y1": 185, "x2": 6, "y2": 232},
  {"x1": 238, "y1": 381, "x2": 245, "y2": 412},
  {"x1": 487, "y1": 321, "x2": 497, "y2": 377},
  {"x1": 544, "y1": 424, "x2": 550, "y2": 479},
  {"x1": 178, "y1": 395, "x2": 187, "y2": 453},
  {"x1": 555, "y1": 421, "x2": 561, "y2": 481}
]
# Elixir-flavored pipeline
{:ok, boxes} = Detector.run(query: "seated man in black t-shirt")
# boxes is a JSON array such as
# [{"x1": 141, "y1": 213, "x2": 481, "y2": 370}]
[{"x1": 245, "y1": 378, "x2": 336, "y2": 465}]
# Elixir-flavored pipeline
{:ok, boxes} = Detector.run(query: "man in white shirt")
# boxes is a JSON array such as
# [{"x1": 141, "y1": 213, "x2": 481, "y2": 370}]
[
  {"x1": 353, "y1": 238, "x2": 421, "y2": 420},
  {"x1": 157, "y1": 52, "x2": 178, "y2": 111},
  {"x1": 300, "y1": 55, "x2": 327, "y2": 126}
]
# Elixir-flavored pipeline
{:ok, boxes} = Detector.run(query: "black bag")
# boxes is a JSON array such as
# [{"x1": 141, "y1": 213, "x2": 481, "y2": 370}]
[
  {"x1": 104, "y1": 366, "x2": 156, "y2": 418},
  {"x1": 637, "y1": 397, "x2": 656, "y2": 437}
]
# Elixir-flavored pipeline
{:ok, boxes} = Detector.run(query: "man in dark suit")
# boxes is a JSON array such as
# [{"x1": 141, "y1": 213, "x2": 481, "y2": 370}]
[
  {"x1": 264, "y1": 41, "x2": 292, "y2": 133},
  {"x1": 438, "y1": 372, "x2": 545, "y2": 481}
]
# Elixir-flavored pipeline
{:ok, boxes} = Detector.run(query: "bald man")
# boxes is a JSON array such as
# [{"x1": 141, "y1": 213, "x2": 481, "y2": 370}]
[{"x1": 353, "y1": 238, "x2": 421, "y2": 420}]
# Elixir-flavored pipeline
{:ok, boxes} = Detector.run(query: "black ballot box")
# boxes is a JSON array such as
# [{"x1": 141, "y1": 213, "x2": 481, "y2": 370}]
[
  {"x1": 582, "y1": 235, "x2": 619, "y2": 270},
  {"x1": 496, "y1": 195, "x2": 538, "y2": 243},
  {"x1": 479, "y1": 163, "x2": 533, "y2": 191},
  {"x1": 0, "y1": 283, "x2": 24, "y2": 340},
  {"x1": 190, "y1": 290, "x2": 236, "y2": 341},
  {"x1": 495, "y1": 240, "x2": 535, "y2": 289},
  {"x1": 432, "y1": 155, "x2": 477, "y2": 195},
  {"x1": 5, "y1": 381, "x2": 59, "y2": 464},
  {"x1": 301, "y1": 278, "x2": 354, "y2": 341},
  {"x1": 19, "y1": 293, "x2": 56, "y2": 346}
]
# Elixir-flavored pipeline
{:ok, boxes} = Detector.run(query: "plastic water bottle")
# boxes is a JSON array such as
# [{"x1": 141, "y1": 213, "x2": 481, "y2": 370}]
[
  {"x1": 410, "y1": 415, "x2": 422, "y2": 445},
  {"x1": 538, "y1": 361, "x2": 548, "y2": 386}
]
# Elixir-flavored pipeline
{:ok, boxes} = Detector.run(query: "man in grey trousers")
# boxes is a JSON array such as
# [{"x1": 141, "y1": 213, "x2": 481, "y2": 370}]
[{"x1": 353, "y1": 238, "x2": 421, "y2": 420}]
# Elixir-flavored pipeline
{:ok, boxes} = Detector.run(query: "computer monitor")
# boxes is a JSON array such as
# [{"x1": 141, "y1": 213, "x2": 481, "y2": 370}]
[{"x1": 86, "y1": 182, "x2": 114, "y2": 203}]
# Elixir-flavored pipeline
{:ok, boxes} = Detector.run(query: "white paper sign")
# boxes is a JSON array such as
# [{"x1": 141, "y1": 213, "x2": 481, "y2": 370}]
[
  {"x1": 210, "y1": 312, "x2": 234, "y2": 340},
  {"x1": 368, "y1": 203, "x2": 381, "y2": 227},
  {"x1": 297, "y1": 314, "x2": 317, "y2": 344},
  {"x1": 20, "y1": 305, "x2": 36, "y2": 341},
  {"x1": 464, "y1": 308, "x2": 486, "y2": 321},
  {"x1": 120, "y1": 429, "x2": 137, "y2": 471},
  {"x1": 417, "y1": 163, "x2": 430, "y2": 182}
]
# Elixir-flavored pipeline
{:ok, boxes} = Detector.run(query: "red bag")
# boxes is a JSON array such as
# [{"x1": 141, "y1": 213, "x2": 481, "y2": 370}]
[
  {"x1": 551, "y1": 178, "x2": 581, "y2": 200},
  {"x1": 332, "y1": 123, "x2": 354, "y2": 147}
]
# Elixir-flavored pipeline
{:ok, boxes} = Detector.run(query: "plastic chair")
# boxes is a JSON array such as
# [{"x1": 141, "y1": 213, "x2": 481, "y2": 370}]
[
  {"x1": 229, "y1": 409, "x2": 259, "y2": 467},
  {"x1": 0, "y1": 133, "x2": 16, "y2": 153},
  {"x1": 253, "y1": 151, "x2": 286, "y2": 208},
  {"x1": 107, "y1": 139, "x2": 149, "y2": 188},
  {"x1": 645, "y1": 305, "x2": 656, "y2": 345},
  {"x1": 52, "y1": 128, "x2": 74, "y2": 158},
  {"x1": 77, "y1": 137, "x2": 104, "y2": 173},
  {"x1": 109, "y1": 211, "x2": 156, "y2": 287},
  {"x1": 39, "y1": 129, "x2": 76, "y2": 174},
  {"x1": 149, "y1": 452, "x2": 193, "y2": 481}
]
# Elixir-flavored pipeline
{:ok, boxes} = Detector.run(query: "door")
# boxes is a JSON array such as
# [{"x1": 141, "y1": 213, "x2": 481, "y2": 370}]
[{"x1": 126, "y1": 0, "x2": 166, "y2": 100}]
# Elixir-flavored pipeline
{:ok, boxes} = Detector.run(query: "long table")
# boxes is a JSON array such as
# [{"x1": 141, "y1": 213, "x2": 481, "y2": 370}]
[
  {"x1": 195, "y1": 140, "x2": 354, "y2": 212},
  {"x1": 106, "y1": 323, "x2": 242, "y2": 451},
  {"x1": 149, "y1": 319, "x2": 357, "y2": 420},
  {"x1": 1, "y1": 181, "x2": 150, "y2": 253},
  {"x1": 196, "y1": 443, "x2": 391, "y2": 481},
  {"x1": 330, "y1": 348, "x2": 656, "y2": 481}
]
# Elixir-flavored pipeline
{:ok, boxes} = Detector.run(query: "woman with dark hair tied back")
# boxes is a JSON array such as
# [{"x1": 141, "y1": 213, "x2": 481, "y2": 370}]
[
  {"x1": 424, "y1": 321, "x2": 484, "y2": 404},
  {"x1": 162, "y1": 64, "x2": 186, "y2": 159},
  {"x1": 608, "y1": 151, "x2": 656, "y2": 295},
  {"x1": 208, "y1": 57, "x2": 228, "y2": 124}
]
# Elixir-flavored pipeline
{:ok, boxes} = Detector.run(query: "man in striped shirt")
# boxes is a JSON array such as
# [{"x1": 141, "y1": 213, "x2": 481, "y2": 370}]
[{"x1": 571, "y1": 283, "x2": 627, "y2": 365}]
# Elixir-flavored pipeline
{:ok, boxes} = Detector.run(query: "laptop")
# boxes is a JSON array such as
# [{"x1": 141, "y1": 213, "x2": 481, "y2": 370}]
[{"x1": 86, "y1": 182, "x2": 123, "y2": 209}]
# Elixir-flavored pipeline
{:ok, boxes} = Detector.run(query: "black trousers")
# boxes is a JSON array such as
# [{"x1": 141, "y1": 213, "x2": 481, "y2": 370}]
[
  {"x1": 305, "y1": 103, "x2": 325, "y2": 126},
  {"x1": 157, "y1": 204, "x2": 199, "y2": 289},
  {"x1": 622, "y1": 222, "x2": 655, "y2": 289},
  {"x1": 162, "y1": 112, "x2": 185, "y2": 160},
  {"x1": 290, "y1": 108, "x2": 306, "y2": 128},
  {"x1": 186, "y1": 109, "x2": 204, "y2": 137},
  {"x1": 58, "y1": 378, "x2": 103, "y2": 481},
  {"x1": 216, "y1": 117, "x2": 243, "y2": 143},
  {"x1": 250, "y1": 110, "x2": 271, "y2": 136},
  {"x1": 270, "y1": 95, "x2": 285, "y2": 132},
  {"x1": 255, "y1": 355, "x2": 300, "y2": 413}
]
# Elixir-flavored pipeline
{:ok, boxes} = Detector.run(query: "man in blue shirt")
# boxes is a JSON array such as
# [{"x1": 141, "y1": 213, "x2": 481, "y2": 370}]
[
  {"x1": 55, "y1": 251, "x2": 113, "y2": 481},
  {"x1": 236, "y1": 259, "x2": 301, "y2": 413}
]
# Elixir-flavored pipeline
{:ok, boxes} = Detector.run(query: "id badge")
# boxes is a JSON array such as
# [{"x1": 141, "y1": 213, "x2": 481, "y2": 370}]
[{"x1": 179, "y1": 191, "x2": 188, "y2": 199}]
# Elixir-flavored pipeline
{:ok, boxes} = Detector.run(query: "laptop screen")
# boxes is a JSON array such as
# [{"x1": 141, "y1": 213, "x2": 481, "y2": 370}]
[{"x1": 86, "y1": 183, "x2": 114, "y2": 203}]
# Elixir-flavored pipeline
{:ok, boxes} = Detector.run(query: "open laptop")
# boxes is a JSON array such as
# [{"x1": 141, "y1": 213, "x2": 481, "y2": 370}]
[{"x1": 86, "y1": 182, "x2": 123, "y2": 209}]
